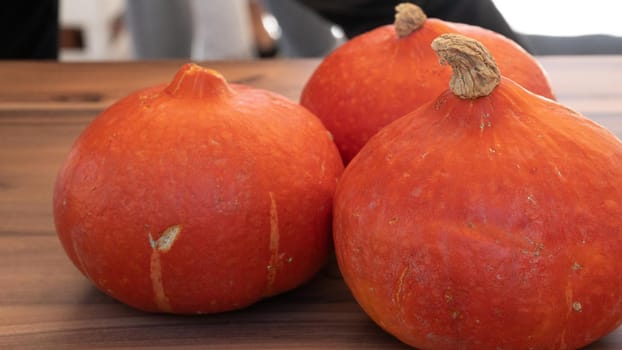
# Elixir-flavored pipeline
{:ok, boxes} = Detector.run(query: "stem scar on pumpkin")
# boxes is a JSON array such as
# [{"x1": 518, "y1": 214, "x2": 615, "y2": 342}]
[
  {"x1": 149, "y1": 224, "x2": 182, "y2": 252},
  {"x1": 148, "y1": 224, "x2": 181, "y2": 313},
  {"x1": 265, "y1": 192, "x2": 280, "y2": 296},
  {"x1": 393, "y1": 266, "x2": 409, "y2": 306}
]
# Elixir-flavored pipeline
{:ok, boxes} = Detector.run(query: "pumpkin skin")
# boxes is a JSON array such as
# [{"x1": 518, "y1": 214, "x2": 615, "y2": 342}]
[
  {"x1": 53, "y1": 63, "x2": 344, "y2": 314},
  {"x1": 301, "y1": 4, "x2": 555, "y2": 164},
  {"x1": 333, "y1": 35, "x2": 622, "y2": 349}
]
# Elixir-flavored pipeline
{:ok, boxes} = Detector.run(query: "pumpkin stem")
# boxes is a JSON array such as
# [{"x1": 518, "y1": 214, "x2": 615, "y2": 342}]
[
  {"x1": 165, "y1": 63, "x2": 233, "y2": 99},
  {"x1": 395, "y1": 3, "x2": 427, "y2": 38},
  {"x1": 431, "y1": 33, "x2": 501, "y2": 99}
]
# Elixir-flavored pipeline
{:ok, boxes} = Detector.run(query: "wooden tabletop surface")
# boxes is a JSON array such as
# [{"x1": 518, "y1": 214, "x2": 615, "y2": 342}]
[{"x1": 1, "y1": 57, "x2": 622, "y2": 349}]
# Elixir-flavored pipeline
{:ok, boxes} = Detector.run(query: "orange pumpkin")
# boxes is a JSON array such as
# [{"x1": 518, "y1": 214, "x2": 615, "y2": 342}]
[
  {"x1": 333, "y1": 34, "x2": 622, "y2": 349},
  {"x1": 301, "y1": 3, "x2": 555, "y2": 164},
  {"x1": 53, "y1": 63, "x2": 344, "y2": 314}
]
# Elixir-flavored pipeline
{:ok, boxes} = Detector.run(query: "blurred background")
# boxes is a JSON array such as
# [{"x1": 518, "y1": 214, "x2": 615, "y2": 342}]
[{"x1": 52, "y1": 0, "x2": 622, "y2": 61}]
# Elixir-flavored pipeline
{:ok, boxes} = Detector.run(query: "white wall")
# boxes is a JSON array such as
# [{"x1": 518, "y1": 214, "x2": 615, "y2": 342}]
[{"x1": 493, "y1": 0, "x2": 621, "y2": 36}]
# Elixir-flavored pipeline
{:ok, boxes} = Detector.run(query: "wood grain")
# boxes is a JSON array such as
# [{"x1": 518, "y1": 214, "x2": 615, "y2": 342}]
[{"x1": 1, "y1": 57, "x2": 622, "y2": 349}]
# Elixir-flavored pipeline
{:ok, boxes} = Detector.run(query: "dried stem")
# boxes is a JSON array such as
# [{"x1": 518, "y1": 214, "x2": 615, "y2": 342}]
[
  {"x1": 395, "y1": 3, "x2": 427, "y2": 38},
  {"x1": 431, "y1": 33, "x2": 501, "y2": 99}
]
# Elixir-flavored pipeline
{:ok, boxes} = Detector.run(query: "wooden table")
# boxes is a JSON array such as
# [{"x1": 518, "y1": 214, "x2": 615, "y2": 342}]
[{"x1": 1, "y1": 57, "x2": 622, "y2": 349}]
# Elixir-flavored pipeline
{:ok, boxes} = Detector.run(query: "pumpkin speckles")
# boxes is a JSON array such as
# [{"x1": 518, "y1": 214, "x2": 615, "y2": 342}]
[
  {"x1": 301, "y1": 3, "x2": 554, "y2": 163},
  {"x1": 526, "y1": 194, "x2": 537, "y2": 205},
  {"x1": 333, "y1": 34, "x2": 622, "y2": 349},
  {"x1": 53, "y1": 63, "x2": 343, "y2": 314}
]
